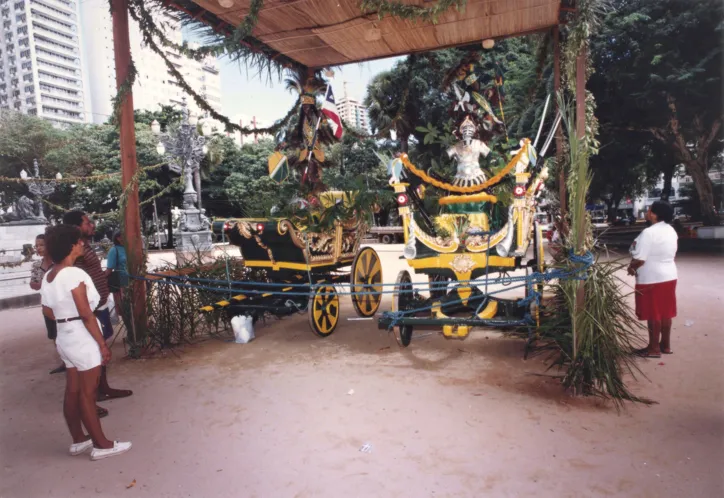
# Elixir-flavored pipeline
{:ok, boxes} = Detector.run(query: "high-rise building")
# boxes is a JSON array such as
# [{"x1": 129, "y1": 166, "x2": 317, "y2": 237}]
[
  {"x1": 80, "y1": 2, "x2": 221, "y2": 125},
  {"x1": 336, "y1": 81, "x2": 368, "y2": 132},
  {"x1": 0, "y1": 0, "x2": 89, "y2": 127}
]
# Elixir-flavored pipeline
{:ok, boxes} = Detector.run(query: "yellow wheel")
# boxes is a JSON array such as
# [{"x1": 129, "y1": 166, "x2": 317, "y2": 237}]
[
  {"x1": 351, "y1": 247, "x2": 383, "y2": 317},
  {"x1": 308, "y1": 286, "x2": 340, "y2": 337}
]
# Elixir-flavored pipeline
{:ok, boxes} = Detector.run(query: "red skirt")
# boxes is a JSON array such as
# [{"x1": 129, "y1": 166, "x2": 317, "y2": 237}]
[{"x1": 635, "y1": 280, "x2": 677, "y2": 321}]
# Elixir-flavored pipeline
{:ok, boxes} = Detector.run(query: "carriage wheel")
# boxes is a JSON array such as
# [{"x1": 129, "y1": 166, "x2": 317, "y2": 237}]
[
  {"x1": 428, "y1": 274, "x2": 450, "y2": 300},
  {"x1": 351, "y1": 247, "x2": 383, "y2": 317},
  {"x1": 533, "y1": 222, "x2": 545, "y2": 273},
  {"x1": 392, "y1": 270, "x2": 414, "y2": 347},
  {"x1": 308, "y1": 286, "x2": 340, "y2": 337},
  {"x1": 530, "y1": 222, "x2": 546, "y2": 326}
]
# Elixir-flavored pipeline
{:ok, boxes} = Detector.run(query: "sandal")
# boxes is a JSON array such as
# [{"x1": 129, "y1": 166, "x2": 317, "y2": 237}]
[
  {"x1": 97, "y1": 389, "x2": 133, "y2": 402},
  {"x1": 97, "y1": 406, "x2": 109, "y2": 418},
  {"x1": 659, "y1": 344, "x2": 673, "y2": 354},
  {"x1": 634, "y1": 349, "x2": 661, "y2": 359}
]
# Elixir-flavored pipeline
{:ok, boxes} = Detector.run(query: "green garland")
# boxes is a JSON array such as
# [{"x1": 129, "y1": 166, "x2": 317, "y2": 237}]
[
  {"x1": 560, "y1": 0, "x2": 612, "y2": 154},
  {"x1": 360, "y1": 0, "x2": 467, "y2": 23},
  {"x1": 131, "y1": 0, "x2": 263, "y2": 62},
  {"x1": 41, "y1": 175, "x2": 182, "y2": 217},
  {"x1": 110, "y1": 58, "x2": 138, "y2": 126},
  {"x1": 0, "y1": 163, "x2": 165, "y2": 184},
  {"x1": 126, "y1": 1, "x2": 299, "y2": 136}
]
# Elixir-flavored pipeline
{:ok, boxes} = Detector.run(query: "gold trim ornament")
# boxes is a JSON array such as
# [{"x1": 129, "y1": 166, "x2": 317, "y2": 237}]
[{"x1": 449, "y1": 254, "x2": 476, "y2": 273}]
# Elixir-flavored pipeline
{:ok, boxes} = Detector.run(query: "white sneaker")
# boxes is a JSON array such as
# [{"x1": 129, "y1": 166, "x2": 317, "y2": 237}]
[
  {"x1": 69, "y1": 439, "x2": 94, "y2": 456},
  {"x1": 90, "y1": 441, "x2": 132, "y2": 461}
]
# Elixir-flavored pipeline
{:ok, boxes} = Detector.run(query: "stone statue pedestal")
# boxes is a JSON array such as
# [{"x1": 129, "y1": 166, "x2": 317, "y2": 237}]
[{"x1": 174, "y1": 208, "x2": 213, "y2": 266}]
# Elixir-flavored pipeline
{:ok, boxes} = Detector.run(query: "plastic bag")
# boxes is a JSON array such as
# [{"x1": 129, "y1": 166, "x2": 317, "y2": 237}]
[{"x1": 231, "y1": 315, "x2": 255, "y2": 344}]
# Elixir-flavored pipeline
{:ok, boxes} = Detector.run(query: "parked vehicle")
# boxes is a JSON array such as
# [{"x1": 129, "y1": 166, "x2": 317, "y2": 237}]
[
  {"x1": 613, "y1": 213, "x2": 636, "y2": 226},
  {"x1": 368, "y1": 225, "x2": 404, "y2": 243}
]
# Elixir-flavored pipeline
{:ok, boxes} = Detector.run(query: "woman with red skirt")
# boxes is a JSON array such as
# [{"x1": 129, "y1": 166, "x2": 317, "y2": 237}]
[{"x1": 628, "y1": 201, "x2": 678, "y2": 358}]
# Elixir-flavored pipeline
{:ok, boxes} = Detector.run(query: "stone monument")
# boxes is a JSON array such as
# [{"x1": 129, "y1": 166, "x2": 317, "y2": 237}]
[{"x1": 152, "y1": 98, "x2": 214, "y2": 264}]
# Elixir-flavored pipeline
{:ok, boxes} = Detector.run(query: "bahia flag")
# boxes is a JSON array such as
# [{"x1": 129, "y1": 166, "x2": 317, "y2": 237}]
[{"x1": 321, "y1": 85, "x2": 344, "y2": 140}]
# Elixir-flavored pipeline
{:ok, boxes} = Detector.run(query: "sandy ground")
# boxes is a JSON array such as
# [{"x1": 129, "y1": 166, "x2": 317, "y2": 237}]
[{"x1": 1, "y1": 247, "x2": 723, "y2": 498}]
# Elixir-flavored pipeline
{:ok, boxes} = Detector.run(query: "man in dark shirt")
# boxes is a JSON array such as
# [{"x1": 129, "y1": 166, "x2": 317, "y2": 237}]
[{"x1": 63, "y1": 211, "x2": 133, "y2": 405}]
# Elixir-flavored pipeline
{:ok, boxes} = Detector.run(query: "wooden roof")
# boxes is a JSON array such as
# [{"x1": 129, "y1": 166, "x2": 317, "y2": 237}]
[{"x1": 178, "y1": 0, "x2": 563, "y2": 68}]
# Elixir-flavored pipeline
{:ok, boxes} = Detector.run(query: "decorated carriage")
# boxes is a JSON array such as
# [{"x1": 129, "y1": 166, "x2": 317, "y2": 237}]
[
  {"x1": 209, "y1": 192, "x2": 383, "y2": 337},
  {"x1": 200, "y1": 71, "x2": 383, "y2": 337},
  {"x1": 377, "y1": 59, "x2": 556, "y2": 347}
]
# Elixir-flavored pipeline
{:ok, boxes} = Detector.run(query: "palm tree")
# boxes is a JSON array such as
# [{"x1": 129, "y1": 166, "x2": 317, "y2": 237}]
[{"x1": 365, "y1": 68, "x2": 414, "y2": 152}]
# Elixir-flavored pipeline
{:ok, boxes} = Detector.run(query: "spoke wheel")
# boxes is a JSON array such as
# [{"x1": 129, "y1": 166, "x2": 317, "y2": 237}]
[
  {"x1": 308, "y1": 286, "x2": 340, "y2": 337},
  {"x1": 392, "y1": 270, "x2": 414, "y2": 347},
  {"x1": 351, "y1": 247, "x2": 383, "y2": 317},
  {"x1": 428, "y1": 274, "x2": 451, "y2": 300}
]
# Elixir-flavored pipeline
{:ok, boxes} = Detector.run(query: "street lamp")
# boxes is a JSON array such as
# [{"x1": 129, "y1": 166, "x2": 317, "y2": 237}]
[
  {"x1": 201, "y1": 120, "x2": 212, "y2": 137},
  {"x1": 150, "y1": 97, "x2": 212, "y2": 253}
]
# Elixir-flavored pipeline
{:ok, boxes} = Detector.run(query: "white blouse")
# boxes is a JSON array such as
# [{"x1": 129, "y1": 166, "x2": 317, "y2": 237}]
[
  {"x1": 630, "y1": 221, "x2": 678, "y2": 285},
  {"x1": 41, "y1": 267, "x2": 100, "y2": 320}
]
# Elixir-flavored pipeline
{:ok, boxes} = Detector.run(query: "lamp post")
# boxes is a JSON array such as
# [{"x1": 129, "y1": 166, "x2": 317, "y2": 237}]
[{"x1": 151, "y1": 98, "x2": 213, "y2": 257}]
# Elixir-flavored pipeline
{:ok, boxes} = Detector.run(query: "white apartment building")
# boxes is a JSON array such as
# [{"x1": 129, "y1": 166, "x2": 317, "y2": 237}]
[
  {"x1": 337, "y1": 82, "x2": 368, "y2": 132},
  {"x1": 80, "y1": 0, "x2": 221, "y2": 124},
  {"x1": 0, "y1": 0, "x2": 89, "y2": 126}
]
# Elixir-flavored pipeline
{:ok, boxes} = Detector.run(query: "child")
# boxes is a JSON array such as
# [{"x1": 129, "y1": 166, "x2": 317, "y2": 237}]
[{"x1": 29, "y1": 233, "x2": 65, "y2": 375}]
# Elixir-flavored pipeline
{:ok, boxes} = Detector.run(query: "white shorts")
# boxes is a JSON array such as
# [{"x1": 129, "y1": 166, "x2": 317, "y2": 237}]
[{"x1": 56, "y1": 323, "x2": 103, "y2": 372}]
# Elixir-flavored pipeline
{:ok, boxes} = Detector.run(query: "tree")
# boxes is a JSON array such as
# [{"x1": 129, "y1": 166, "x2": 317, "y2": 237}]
[
  {"x1": 0, "y1": 111, "x2": 68, "y2": 206},
  {"x1": 588, "y1": 132, "x2": 658, "y2": 221},
  {"x1": 590, "y1": 0, "x2": 723, "y2": 224},
  {"x1": 365, "y1": 50, "x2": 462, "y2": 153},
  {"x1": 215, "y1": 139, "x2": 282, "y2": 217}
]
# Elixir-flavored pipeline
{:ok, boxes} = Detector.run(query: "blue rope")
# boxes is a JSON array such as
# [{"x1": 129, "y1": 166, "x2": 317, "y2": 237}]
[{"x1": 135, "y1": 250, "x2": 595, "y2": 325}]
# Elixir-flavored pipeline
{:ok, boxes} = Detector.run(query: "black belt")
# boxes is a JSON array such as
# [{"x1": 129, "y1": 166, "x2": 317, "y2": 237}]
[{"x1": 56, "y1": 308, "x2": 104, "y2": 324}]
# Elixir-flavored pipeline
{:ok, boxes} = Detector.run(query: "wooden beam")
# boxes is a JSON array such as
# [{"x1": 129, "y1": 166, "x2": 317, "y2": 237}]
[
  {"x1": 111, "y1": 0, "x2": 147, "y2": 341},
  {"x1": 553, "y1": 25, "x2": 565, "y2": 220},
  {"x1": 573, "y1": 44, "x2": 587, "y2": 363}
]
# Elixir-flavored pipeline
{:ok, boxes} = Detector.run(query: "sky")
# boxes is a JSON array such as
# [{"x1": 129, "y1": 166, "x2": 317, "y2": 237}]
[{"x1": 216, "y1": 58, "x2": 401, "y2": 125}]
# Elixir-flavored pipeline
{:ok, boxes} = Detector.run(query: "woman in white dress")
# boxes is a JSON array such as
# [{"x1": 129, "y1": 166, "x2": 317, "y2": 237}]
[{"x1": 41, "y1": 224, "x2": 131, "y2": 461}]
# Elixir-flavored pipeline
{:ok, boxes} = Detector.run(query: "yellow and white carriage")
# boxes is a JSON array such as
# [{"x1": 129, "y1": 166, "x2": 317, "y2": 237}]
[{"x1": 378, "y1": 138, "x2": 549, "y2": 346}]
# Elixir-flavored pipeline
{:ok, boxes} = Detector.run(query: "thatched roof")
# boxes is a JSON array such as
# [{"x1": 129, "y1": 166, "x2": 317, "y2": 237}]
[{"x1": 173, "y1": 0, "x2": 564, "y2": 68}]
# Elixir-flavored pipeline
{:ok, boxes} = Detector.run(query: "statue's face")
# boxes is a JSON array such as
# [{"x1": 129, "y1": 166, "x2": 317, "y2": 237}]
[{"x1": 460, "y1": 121, "x2": 475, "y2": 144}]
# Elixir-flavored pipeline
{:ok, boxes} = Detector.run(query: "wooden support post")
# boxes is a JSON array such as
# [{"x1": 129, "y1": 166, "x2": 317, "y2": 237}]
[
  {"x1": 553, "y1": 26, "x2": 565, "y2": 220},
  {"x1": 573, "y1": 47, "x2": 587, "y2": 363},
  {"x1": 112, "y1": 0, "x2": 147, "y2": 342}
]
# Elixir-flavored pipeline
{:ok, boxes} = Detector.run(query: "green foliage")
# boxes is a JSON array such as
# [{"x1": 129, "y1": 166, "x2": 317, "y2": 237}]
[
  {"x1": 207, "y1": 138, "x2": 281, "y2": 217},
  {"x1": 536, "y1": 257, "x2": 652, "y2": 408},
  {"x1": 134, "y1": 106, "x2": 183, "y2": 130},
  {"x1": 589, "y1": 0, "x2": 723, "y2": 224}
]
